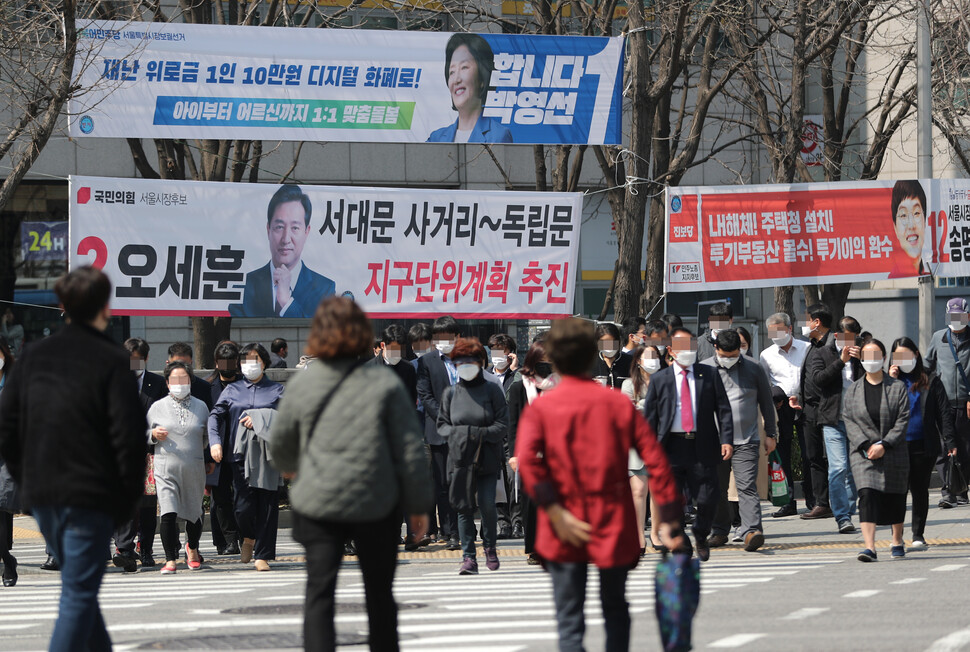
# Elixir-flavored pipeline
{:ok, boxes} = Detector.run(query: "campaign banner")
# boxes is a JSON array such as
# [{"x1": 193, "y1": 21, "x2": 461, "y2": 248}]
[
  {"x1": 664, "y1": 179, "x2": 970, "y2": 292},
  {"x1": 21, "y1": 222, "x2": 69, "y2": 262},
  {"x1": 67, "y1": 20, "x2": 624, "y2": 145},
  {"x1": 69, "y1": 176, "x2": 582, "y2": 318}
]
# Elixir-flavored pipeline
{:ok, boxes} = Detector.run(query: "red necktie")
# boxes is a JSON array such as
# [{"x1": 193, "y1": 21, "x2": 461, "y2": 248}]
[{"x1": 680, "y1": 369, "x2": 694, "y2": 432}]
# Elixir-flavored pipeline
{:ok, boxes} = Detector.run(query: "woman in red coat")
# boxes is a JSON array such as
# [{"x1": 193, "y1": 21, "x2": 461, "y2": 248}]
[{"x1": 516, "y1": 318, "x2": 684, "y2": 652}]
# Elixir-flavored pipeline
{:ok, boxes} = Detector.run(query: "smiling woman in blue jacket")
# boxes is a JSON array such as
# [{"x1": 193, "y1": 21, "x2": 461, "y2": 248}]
[{"x1": 427, "y1": 34, "x2": 513, "y2": 144}]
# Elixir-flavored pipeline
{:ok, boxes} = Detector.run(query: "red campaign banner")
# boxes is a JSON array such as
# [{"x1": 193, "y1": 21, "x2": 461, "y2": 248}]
[{"x1": 664, "y1": 180, "x2": 946, "y2": 291}]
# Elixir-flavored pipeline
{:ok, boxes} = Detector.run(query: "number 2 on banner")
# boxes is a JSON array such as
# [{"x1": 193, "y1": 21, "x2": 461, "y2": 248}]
[{"x1": 929, "y1": 210, "x2": 949, "y2": 264}]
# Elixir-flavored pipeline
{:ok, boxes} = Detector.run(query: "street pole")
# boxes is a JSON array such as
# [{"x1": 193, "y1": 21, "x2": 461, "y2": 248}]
[{"x1": 917, "y1": 0, "x2": 934, "y2": 355}]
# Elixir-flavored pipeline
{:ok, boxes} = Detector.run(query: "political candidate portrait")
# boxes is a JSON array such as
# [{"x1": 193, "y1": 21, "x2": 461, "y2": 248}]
[
  {"x1": 887, "y1": 179, "x2": 930, "y2": 279},
  {"x1": 229, "y1": 185, "x2": 335, "y2": 318},
  {"x1": 427, "y1": 34, "x2": 513, "y2": 144}
]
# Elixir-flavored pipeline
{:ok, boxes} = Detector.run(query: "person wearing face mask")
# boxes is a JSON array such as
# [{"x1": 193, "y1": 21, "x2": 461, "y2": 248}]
[
  {"x1": 843, "y1": 339, "x2": 910, "y2": 562},
  {"x1": 0, "y1": 337, "x2": 20, "y2": 587},
  {"x1": 889, "y1": 337, "x2": 957, "y2": 548},
  {"x1": 487, "y1": 334, "x2": 522, "y2": 540},
  {"x1": 704, "y1": 330, "x2": 777, "y2": 552},
  {"x1": 147, "y1": 361, "x2": 214, "y2": 574},
  {"x1": 408, "y1": 323, "x2": 433, "y2": 438},
  {"x1": 206, "y1": 341, "x2": 242, "y2": 556},
  {"x1": 734, "y1": 326, "x2": 753, "y2": 357},
  {"x1": 807, "y1": 316, "x2": 865, "y2": 535},
  {"x1": 507, "y1": 338, "x2": 556, "y2": 564},
  {"x1": 791, "y1": 303, "x2": 835, "y2": 521},
  {"x1": 925, "y1": 297, "x2": 970, "y2": 507},
  {"x1": 696, "y1": 302, "x2": 733, "y2": 363},
  {"x1": 759, "y1": 312, "x2": 812, "y2": 518},
  {"x1": 592, "y1": 322, "x2": 632, "y2": 389},
  {"x1": 208, "y1": 343, "x2": 284, "y2": 570},
  {"x1": 367, "y1": 325, "x2": 417, "y2": 403},
  {"x1": 437, "y1": 338, "x2": 510, "y2": 575},
  {"x1": 644, "y1": 319, "x2": 671, "y2": 363},
  {"x1": 621, "y1": 317, "x2": 647, "y2": 355},
  {"x1": 621, "y1": 343, "x2": 666, "y2": 551},
  {"x1": 644, "y1": 328, "x2": 734, "y2": 561}
]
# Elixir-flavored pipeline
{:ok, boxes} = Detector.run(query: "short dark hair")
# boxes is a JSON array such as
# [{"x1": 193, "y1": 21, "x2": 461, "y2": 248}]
[
  {"x1": 239, "y1": 342, "x2": 271, "y2": 369},
  {"x1": 267, "y1": 185, "x2": 311, "y2": 227},
  {"x1": 661, "y1": 313, "x2": 684, "y2": 331},
  {"x1": 381, "y1": 324, "x2": 407, "y2": 346},
  {"x1": 167, "y1": 342, "x2": 193, "y2": 360},
  {"x1": 547, "y1": 318, "x2": 597, "y2": 376},
  {"x1": 214, "y1": 341, "x2": 239, "y2": 362},
  {"x1": 487, "y1": 333, "x2": 516, "y2": 354},
  {"x1": 715, "y1": 329, "x2": 741, "y2": 353},
  {"x1": 432, "y1": 315, "x2": 461, "y2": 337},
  {"x1": 644, "y1": 320, "x2": 668, "y2": 338},
  {"x1": 54, "y1": 266, "x2": 111, "y2": 324},
  {"x1": 520, "y1": 340, "x2": 547, "y2": 378},
  {"x1": 124, "y1": 337, "x2": 150, "y2": 359},
  {"x1": 163, "y1": 360, "x2": 191, "y2": 381},
  {"x1": 709, "y1": 302, "x2": 733, "y2": 319},
  {"x1": 622, "y1": 317, "x2": 646, "y2": 340},
  {"x1": 594, "y1": 322, "x2": 621, "y2": 341},
  {"x1": 270, "y1": 338, "x2": 288, "y2": 354},
  {"x1": 840, "y1": 316, "x2": 862, "y2": 335},
  {"x1": 891, "y1": 180, "x2": 926, "y2": 223},
  {"x1": 670, "y1": 327, "x2": 695, "y2": 339},
  {"x1": 806, "y1": 303, "x2": 833, "y2": 329},
  {"x1": 863, "y1": 337, "x2": 886, "y2": 358},
  {"x1": 408, "y1": 323, "x2": 432, "y2": 343},
  {"x1": 305, "y1": 297, "x2": 373, "y2": 360},
  {"x1": 444, "y1": 33, "x2": 495, "y2": 108}
]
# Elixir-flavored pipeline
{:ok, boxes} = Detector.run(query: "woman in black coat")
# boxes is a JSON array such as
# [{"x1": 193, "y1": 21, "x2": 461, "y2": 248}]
[
  {"x1": 0, "y1": 337, "x2": 18, "y2": 586},
  {"x1": 889, "y1": 337, "x2": 957, "y2": 548}
]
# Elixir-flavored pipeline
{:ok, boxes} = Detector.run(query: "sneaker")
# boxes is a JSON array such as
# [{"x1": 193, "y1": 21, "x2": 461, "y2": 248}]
[
  {"x1": 838, "y1": 520, "x2": 856, "y2": 534},
  {"x1": 160, "y1": 561, "x2": 177, "y2": 575},
  {"x1": 458, "y1": 556, "x2": 478, "y2": 575},
  {"x1": 447, "y1": 537, "x2": 462, "y2": 552},
  {"x1": 891, "y1": 545, "x2": 905, "y2": 559},
  {"x1": 526, "y1": 553, "x2": 541, "y2": 565},
  {"x1": 958, "y1": 496, "x2": 969, "y2": 506},
  {"x1": 939, "y1": 498, "x2": 956, "y2": 509},
  {"x1": 857, "y1": 548, "x2": 877, "y2": 562},
  {"x1": 731, "y1": 529, "x2": 744, "y2": 543},
  {"x1": 910, "y1": 539, "x2": 928, "y2": 550},
  {"x1": 140, "y1": 553, "x2": 156, "y2": 568},
  {"x1": 484, "y1": 547, "x2": 500, "y2": 571},
  {"x1": 112, "y1": 551, "x2": 138, "y2": 573}
]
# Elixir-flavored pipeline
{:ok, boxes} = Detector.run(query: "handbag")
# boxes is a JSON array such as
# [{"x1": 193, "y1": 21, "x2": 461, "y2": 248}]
[
  {"x1": 654, "y1": 551, "x2": 701, "y2": 652},
  {"x1": 945, "y1": 453, "x2": 969, "y2": 496},
  {"x1": 768, "y1": 450, "x2": 791, "y2": 507}
]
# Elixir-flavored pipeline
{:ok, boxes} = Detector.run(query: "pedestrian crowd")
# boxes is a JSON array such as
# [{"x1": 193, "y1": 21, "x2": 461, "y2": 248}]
[{"x1": 0, "y1": 266, "x2": 967, "y2": 652}]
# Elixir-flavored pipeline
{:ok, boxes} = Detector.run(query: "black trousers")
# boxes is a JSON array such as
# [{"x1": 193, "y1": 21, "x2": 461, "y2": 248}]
[
  {"x1": 0, "y1": 510, "x2": 12, "y2": 562},
  {"x1": 293, "y1": 509, "x2": 401, "y2": 652},
  {"x1": 113, "y1": 494, "x2": 157, "y2": 555},
  {"x1": 802, "y1": 419, "x2": 829, "y2": 509},
  {"x1": 496, "y1": 462, "x2": 523, "y2": 530},
  {"x1": 159, "y1": 513, "x2": 203, "y2": 562},
  {"x1": 665, "y1": 436, "x2": 718, "y2": 540},
  {"x1": 777, "y1": 403, "x2": 810, "y2": 508},
  {"x1": 936, "y1": 406, "x2": 970, "y2": 501},
  {"x1": 547, "y1": 562, "x2": 630, "y2": 652},
  {"x1": 209, "y1": 461, "x2": 238, "y2": 550},
  {"x1": 231, "y1": 460, "x2": 279, "y2": 561},
  {"x1": 428, "y1": 444, "x2": 456, "y2": 540},
  {"x1": 908, "y1": 443, "x2": 936, "y2": 539}
]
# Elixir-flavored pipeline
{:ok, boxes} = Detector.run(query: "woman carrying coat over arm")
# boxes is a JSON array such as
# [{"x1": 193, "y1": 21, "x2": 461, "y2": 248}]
[
  {"x1": 843, "y1": 339, "x2": 910, "y2": 563},
  {"x1": 438, "y1": 337, "x2": 509, "y2": 576}
]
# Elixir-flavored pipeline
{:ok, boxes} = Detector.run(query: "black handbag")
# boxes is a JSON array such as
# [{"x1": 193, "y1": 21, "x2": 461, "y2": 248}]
[{"x1": 945, "y1": 454, "x2": 969, "y2": 496}]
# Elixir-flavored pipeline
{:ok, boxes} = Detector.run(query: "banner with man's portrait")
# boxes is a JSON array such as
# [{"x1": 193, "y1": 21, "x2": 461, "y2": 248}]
[
  {"x1": 68, "y1": 176, "x2": 582, "y2": 318},
  {"x1": 68, "y1": 20, "x2": 624, "y2": 145},
  {"x1": 664, "y1": 179, "x2": 970, "y2": 292}
]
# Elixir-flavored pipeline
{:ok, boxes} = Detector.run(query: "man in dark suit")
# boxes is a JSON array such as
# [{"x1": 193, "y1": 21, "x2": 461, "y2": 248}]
[
  {"x1": 644, "y1": 327, "x2": 734, "y2": 561},
  {"x1": 229, "y1": 184, "x2": 335, "y2": 318},
  {"x1": 416, "y1": 315, "x2": 462, "y2": 550},
  {"x1": 113, "y1": 338, "x2": 168, "y2": 570},
  {"x1": 207, "y1": 340, "x2": 242, "y2": 555}
]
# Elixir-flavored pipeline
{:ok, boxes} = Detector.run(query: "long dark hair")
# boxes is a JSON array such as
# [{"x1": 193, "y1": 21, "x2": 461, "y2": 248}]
[
  {"x1": 519, "y1": 340, "x2": 547, "y2": 379},
  {"x1": 0, "y1": 336, "x2": 14, "y2": 379},
  {"x1": 630, "y1": 343, "x2": 666, "y2": 398},
  {"x1": 890, "y1": 336, "x2": 929, "y2": 394}
]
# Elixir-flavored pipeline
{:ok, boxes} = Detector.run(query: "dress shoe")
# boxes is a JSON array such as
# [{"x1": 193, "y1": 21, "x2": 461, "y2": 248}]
[
  {"x1": 744, "y1": 531, "x2": 765, "y2": 552},
  {"x1": 511, "y1": 524, "x2": 524, "y2": 539},
  {"x1": 344, "y1": 541, "x2": 357, "y2": 556},
  {"x1": 404, "y1": 536, "x2": 421, "y2": 552},
  {"x1": 112, "y1": 551, "x2": 138, "y2": 573},
  {"x1": 222, "y1": 541, "x2": 240, "y2": 555},
  {"x1": 140, "y1": 553, "x2": 156, "y2": 568},
  {"x1": 254, "y1": 559, "x2": 271, "y2": 571},
  {"x1": 694, "y1": 534, "x2": 710, "y2": 562},
  {"x1": 708, "y1": 533, "x2": 729, "y2": 548},
  {"x1": 240, "y1": 538, "x2": 256, "y2": 563},
  {"x1": 799, "y1": 506, "x2": 833, "y2": 520},
  {"x1": 40, "y1": 555, "x2": 60, "y2": 571},
  {"x1": 496, "y1": 525, "x2": 513, "y2": 540},
  {"x1": 772, "y1": 504, "x2": 797, "y2": 518},
  {"x1": 2, "y1": 556, "x2": 17, "y2": 587},
  {"x1": 447, "y1": 537, "x2": 462, "y2": 551}
]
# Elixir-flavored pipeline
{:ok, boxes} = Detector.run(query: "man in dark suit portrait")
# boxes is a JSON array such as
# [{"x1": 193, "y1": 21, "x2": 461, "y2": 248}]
[
  {"x1": 229, "y1": 184, "x2": 335, "y2": 318},
  {"x1": 644, "y1": 327, "x2": 734, "y2": 562}
]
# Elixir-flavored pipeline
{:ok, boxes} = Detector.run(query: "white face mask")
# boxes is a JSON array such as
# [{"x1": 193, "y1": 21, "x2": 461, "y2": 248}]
[
  {"x1": 413, "y1": 347, "x2": 431, "y2": 357},
  {"x1": 674, "y1": 350, "x2": 697, "y2": 367},
  {"x1": 861, "y1": 359, "x2": 884, "y2": 374},
  {"x1": 0, "y1": 357, "x2": 4, "y2": 371},
  {"x1": 710, "y1": 329, "x2": 721, "y2": 340},
  {"x1": 656, "y1": 344, "x2": 668, "y2": 356},
  {"x1": 740, "y1": 346, "x2": 749, "y2": 356},
  {"x1": 717, "y1": 355, "x2": 739, "y2": 369},
  {"x1": 600, "y1": 348, "x2": 618, "y2": 359},
  {"x1": 537, "y1": 373, "x2": 561, "y2": 391},
  {"x1": 949, "y1": 317, "x2": 967, "y2": 332},
  {"x1": 491, "y1": 355, "x2": 509, "y2": 370},
  {"x1": 435, "y1": 340, "x2": 455, "y2": 355},
  {"x1": 770, "y1": 332, "x2": 792, "y2": 347},
  {"x1": 169, "y1": 384, "x2": 190, "y2": 400},
  {"x1": 456, "y1": 363, "x2": 480, "y2": 381},
  {"x1": 896, "y1": 359, "x2": 917, "y2": 374},
  {"x1": 241, "y1": 361, "x2": 262, "y2": 381},
  {"x1": 801, "y1": 325, "x2": 813, "y2": 338},
  {"x1": 384, "y1": 350, "x2": 402, "y2": 366},
  {"x1": 640, "y1": 358, "x2": 662, "y2": 374}
]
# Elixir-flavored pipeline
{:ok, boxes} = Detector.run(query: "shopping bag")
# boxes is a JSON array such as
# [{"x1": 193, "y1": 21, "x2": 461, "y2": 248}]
[
  {"x1": 945, "y1": 454, "x2": 968, "y2": 497},
  {"x1": 768, "y1": 450, "x2": 790, "y2": 507},
  {"x1": 655, "y1": 552, "x2": 701, "y2": 652}
]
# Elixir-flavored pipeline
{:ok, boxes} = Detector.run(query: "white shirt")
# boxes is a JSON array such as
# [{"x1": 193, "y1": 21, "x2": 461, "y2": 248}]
[
  {"x1": 759, "y1": 338, "x2": 810, "y2": 397},
  {"x1": 270, "y1": 260, "x2": 303, "y2": 316},
  {"x1": 671, "y1": 362, "x2": 697, "y2": 433}
]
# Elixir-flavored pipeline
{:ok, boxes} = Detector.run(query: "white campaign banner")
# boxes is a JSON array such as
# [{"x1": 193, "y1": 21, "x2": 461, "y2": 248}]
[
  {"x1": 68, "y1": 20, "x2": 624, "y2": 145},
  {"x1": 69, "y1": 176, "x2": 582, "y2": 319}
]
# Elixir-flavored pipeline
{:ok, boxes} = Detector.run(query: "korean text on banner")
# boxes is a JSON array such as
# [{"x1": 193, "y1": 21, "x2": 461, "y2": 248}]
[
  {"x1": 69, "y1": 176, "x2": 582, "y2": 319},
  {"x1": 664, "y1": 179, "x2": 970, "y2": 292},
  {"x1": 68, "y1": 20, "x2": 624, "y2": 145}
]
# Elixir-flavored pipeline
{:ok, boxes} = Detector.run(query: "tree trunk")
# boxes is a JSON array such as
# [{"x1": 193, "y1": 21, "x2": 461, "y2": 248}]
[{"x1": 193, "y1": 316, "x2": 233, "y2": 369}]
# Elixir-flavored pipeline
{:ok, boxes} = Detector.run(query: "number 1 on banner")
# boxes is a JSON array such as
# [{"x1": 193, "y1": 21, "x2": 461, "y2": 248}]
[{"x1": 585, "y1": 38, "x2": 623, "y2": 144}]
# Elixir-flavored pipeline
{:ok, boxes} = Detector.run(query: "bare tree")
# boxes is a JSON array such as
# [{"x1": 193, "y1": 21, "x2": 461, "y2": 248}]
[{"x1": 932, "y1": 1, "x2": 970, "y2": 174}]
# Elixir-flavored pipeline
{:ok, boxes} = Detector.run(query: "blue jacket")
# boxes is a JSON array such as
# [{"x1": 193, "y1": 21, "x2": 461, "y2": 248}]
[
  {"x1": 229, "y1": 261, "x2": 335, "y2": 318},
  {"x1": 427, "y1": 114, "x2": 513, "y2": 143}
]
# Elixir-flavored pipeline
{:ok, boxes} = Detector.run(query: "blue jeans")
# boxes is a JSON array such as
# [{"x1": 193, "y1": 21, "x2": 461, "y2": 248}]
[
  {"x1": 547, "y1": 562, "x2": 630, "y2": 652},
  {"x1": 32, "y1": 506, "x2": 114, "y2": 652},
  {"x1": 822, "y1": 422, "x2": 858, "y2": 523},
  {"x1": 457, "y1": 471, "x2": 498, "y2": 559}
]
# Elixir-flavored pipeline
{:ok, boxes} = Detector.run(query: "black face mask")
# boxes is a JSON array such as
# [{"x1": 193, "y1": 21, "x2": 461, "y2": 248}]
[{"x1": 534, "y1": 362, "x2": 553, "y2": 379}]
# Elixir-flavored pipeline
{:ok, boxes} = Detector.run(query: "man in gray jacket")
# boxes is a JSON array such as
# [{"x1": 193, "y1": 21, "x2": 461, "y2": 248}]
[
  {"x1": 925, "y1": 297, "x2": 970, "y2": 507},
  {"x1": 705, "y1": 330, "x2": 778, "y2": 552}
]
